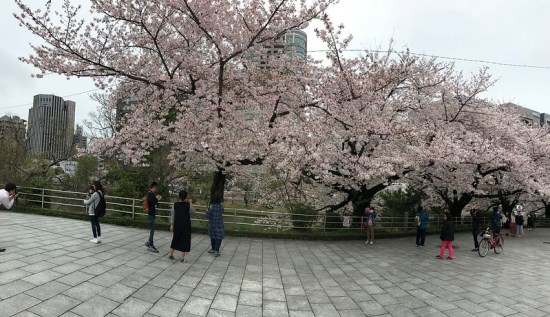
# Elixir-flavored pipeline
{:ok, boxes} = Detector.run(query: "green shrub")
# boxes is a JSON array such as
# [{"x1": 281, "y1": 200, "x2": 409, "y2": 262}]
[{"x1": 288, "y1": 203, "x2": 318, "y2": 230}]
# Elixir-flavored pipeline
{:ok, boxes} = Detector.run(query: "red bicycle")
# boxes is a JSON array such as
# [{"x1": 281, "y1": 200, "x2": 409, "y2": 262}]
[{"x1": 478, "y1": 227, "x2": 503, "y2": 257}]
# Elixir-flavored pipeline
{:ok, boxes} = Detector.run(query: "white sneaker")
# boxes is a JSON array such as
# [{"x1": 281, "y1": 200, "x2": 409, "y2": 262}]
[
  {"x1": 96, "y1": 237, "x2": 101, "y2": 243},
  {"x1": 369, "y1": 241, "x2": 374, "y2": 245},
  {"x1": 365, "y1": 241, "x2": 370, "y2": 244},
  {"x1": 90, "y1": 238, "x2": 98, "y2": 244}
]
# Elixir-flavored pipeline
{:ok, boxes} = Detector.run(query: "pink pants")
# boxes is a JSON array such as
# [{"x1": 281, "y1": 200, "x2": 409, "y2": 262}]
[{"x1": 439, "y1": 241, "x2": 454, "y2": 259}]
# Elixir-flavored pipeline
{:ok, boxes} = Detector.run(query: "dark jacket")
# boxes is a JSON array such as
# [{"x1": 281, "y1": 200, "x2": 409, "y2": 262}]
[
  {"x1": 490, "y1": 211, "x2": 501, "y2": 232},
  {"x1": 440, "y1": 219, "x2": 454, "y2": 241},
  {"x1": 516, "y1": 214, "x2": 524, "y2": 226},
  {"x1": 147, "y1": 191, "x2": 159, "y2": 216}
]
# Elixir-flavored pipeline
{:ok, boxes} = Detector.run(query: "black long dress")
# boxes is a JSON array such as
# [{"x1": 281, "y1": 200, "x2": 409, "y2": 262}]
[{"x1": 171, "y1": 202, "x2": 192, "y2": 252}]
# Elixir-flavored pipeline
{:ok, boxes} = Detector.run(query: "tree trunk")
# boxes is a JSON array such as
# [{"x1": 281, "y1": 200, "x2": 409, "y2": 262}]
[
  {"x1": 440, "y1": 192, "x2": 473, "y2": 219},
  {"x1": 210, "y1": 168, "x2": 226, "y2": 203}
]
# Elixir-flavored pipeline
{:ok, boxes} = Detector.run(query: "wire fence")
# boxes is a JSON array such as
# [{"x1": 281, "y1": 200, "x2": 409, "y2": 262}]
[{"x1": 14, "y1": 187, "x2": 549, "y2": 233}]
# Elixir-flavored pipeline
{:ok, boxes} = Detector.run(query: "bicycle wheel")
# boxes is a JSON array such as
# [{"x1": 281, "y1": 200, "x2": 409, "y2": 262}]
[
  {"x1": 478, "y1": 239, "x2": 489, "y2": 257},
  {"x1": 494, "y1": 236, "x2": 503, "y2": 254},
  {"x1": 498, "y1": 234, "x2": 504, "y2": 246}
]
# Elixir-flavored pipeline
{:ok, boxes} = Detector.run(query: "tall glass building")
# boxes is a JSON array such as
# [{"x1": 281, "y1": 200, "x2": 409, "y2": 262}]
[{"x1": 27, "y1": 94, "x2": 76, "y2": 159}]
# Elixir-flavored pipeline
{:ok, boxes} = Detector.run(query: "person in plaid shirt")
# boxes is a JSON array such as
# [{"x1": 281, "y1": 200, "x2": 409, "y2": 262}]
[{"x1": 206, "y1": 193, "x2": 225, "y2": 257}]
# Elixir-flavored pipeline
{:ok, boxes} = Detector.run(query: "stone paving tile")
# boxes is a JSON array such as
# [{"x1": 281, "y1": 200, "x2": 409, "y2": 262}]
[
  {"x1": 148, "y1": 297, "x2": 185, "y2": 317},
  {"x1": 0, "y1": 279, "x2": 35, "y2": 300},
  {"x1": 28, "y1": 294, "x2": 81, "y2": 316},
  {"x1": 71, "y1": 295, "x2": 119, "y2": 317},
  {"x1": 0, "y1": 293, "x2": 42, "y2": 316},
  {"x1": 25, "y1": 280, "x2": 72, "y2": 300},
  {"x1": 111, "y1": 297, "x2": 153, "y2": 317}
]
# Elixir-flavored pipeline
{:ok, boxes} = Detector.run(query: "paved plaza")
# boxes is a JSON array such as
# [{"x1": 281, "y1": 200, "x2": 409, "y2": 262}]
[{"x1": 1, "y1": 212, "x2": 550, "y2": 317}]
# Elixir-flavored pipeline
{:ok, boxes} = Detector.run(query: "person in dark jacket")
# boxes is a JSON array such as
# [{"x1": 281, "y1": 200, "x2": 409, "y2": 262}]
[
  {"x1": 206, "y1": 193, "x2": 225, "y2": 257},
  {"x1": 490, "y1": 207, "x2": 501, "y2": 236},
  {"x1": 168, "y1": 190, "x2": 195, "y2": 262},
  {"x1": 145, "y1": 182, "x2": 162, "y2": 253},
  {"x1": 516, "y1": 211, "x2": 524, "y2": 237},
  {"x1": 470, "y1": 209, "x2": 481, "y2": 251},
  {"x1": 436, "y1": 212, "x2": 454, "y2": 260}
]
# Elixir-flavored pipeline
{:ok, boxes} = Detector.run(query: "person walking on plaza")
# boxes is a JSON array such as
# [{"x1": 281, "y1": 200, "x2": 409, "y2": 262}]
[
  {"x1": 531, "y1": 212, "x2": 537, "y2": 230},
  {"x1": 436, "y1": 212, "x2": 454, "y2": 260},
  {"x1": 470, "y1": 209, "x2": 481, "y2": 251},
  {"x1": 516, "y1": 210, "x2": 524, "y2": 237},
  {"x1": 206, "y1": 193, "x2": 225, "y2": 257},
  {"x1": 416, "y1": 206, "x2": 429, "y2": 247},
  {"x1": 490, "y1": 207, "x2": 502, "y2": 236},
  {"x1": 364, "y1": 207, "x2": 377, "y2": 245},
  {"x1": 83, "y1": 181, "x2": 104, "y2": 244},
  {"x1": 168, "y1": 190, "x2": 195, "y2": 262},
  {"x1": 0, "y1": 183, "x2": 19, "y2": 252},
  {"x1": 145, "y1": 182, "x2": 162, "y2": 253}
]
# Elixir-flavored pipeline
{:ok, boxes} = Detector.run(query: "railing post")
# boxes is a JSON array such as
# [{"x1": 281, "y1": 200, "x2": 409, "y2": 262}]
[
  {"x1": 324, "y1": 213, "x2": 327, "y2": 232},
  {"x1": 41, "y1": 189, "x2": 45, "y2": 209},
  {"x1": 233, "y1": 208, "x2": 237, "y2": 231},
  {"x1": 132, "y1": 199, "x2": 135, "y2": 220}
]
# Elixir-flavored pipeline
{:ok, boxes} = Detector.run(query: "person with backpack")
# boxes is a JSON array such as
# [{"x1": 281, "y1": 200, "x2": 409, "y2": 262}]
[
  {"x1": 168, "y1": 190, "x2": 195, "y2": 262},
  {"x1": 145, "y1": 182, "x2": 162, "y2": 253},
  {"x1": 364, "y1": 207, "x2": 376, "y2": 245},
  {"x1": 83, "y1": 181, "x2": 105, "y2": 244},
  {"x1": 0, "y1": 182, "x2": 19, "y2": 252}
]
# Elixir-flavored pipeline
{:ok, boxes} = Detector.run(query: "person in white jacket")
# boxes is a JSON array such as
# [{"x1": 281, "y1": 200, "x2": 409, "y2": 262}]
[
  {"x1": 83, "y1": 181, "x2": 104, "y2": 244},
  {"x1": 0, "y1": 183, "x2": 18, "y2": 252}
]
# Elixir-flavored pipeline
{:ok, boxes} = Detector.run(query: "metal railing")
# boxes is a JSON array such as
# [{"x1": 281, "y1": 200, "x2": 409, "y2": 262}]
[{"x1": 14, "y1": 187, "x2": 549, "y2": 233}]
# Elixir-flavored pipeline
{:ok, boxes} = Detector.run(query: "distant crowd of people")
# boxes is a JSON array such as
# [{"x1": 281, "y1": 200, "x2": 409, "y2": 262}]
[{"x1": 361, "y1": 203, "x2": 538, "y2": 261}]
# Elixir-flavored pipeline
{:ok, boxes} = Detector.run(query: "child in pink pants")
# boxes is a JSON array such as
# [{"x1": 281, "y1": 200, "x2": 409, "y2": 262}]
[{"x1": 436, "y1": 212, "x2": 454, "y2": 260}]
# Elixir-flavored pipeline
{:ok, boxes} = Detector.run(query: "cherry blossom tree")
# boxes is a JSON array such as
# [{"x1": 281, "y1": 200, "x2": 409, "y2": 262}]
[{"x1": 14, "y1": 0, "x2": 336, "y2": 200}]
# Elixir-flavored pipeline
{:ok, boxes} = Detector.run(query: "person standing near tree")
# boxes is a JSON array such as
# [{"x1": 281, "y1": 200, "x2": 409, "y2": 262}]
[
  {"x1": 364, "y1": 207, "x2": 376, "y2": 245},
  {"x1": 145, "y1": 182, "x2": 162, "y2": 253},
  {"x1": 416, "y1": 206, "x2": 429, "y2": 247},
  {"x1": 516, "y1": 210, "x2": 524, "y2": 238},
  {"x1": 206, "y1": 193, "x2": 225, "y2": 257},
  {"x1": 168, "y1": 190, "x2": 195, "y2": 262},
  {"x1": 83, "y1": 181, "x2": 104, "y2": 244},
  {"x1": 470, "y1": 209, "x2": 481, "y2": 251},
  {"x1": 0, "y1": 183, "x2": 19, "y2": 252},
  {"x1": 436, "y1": 212, "x2": 454, "y2": 260}
]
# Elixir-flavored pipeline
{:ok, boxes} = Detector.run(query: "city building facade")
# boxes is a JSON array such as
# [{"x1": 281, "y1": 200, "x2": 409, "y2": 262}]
[
  {"x1": 0, "y1": 115, "x2": 26, "y2": 140},
  {"x1": 27, "y1": 94, "x2": 76, "y2": 159}
]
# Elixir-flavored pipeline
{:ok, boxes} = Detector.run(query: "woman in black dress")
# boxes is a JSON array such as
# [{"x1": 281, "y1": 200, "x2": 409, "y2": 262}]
[{"x1": 168, "y1": 190, "x2": 195, "y2": 262}]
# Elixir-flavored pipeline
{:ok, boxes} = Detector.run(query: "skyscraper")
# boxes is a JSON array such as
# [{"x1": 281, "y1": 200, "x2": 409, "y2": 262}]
[{"x1": 28, "y1": 94, "x2": 76, "y2": 159}]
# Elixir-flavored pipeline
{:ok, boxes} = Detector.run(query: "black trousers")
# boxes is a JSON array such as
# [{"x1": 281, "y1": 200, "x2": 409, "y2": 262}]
[
  {"x1": 472, "y1": 230, "x2": 479, "y2": 249},
  {"x1": 90, "y1": 215, "x2": 101, "y2": 238},
  {"x1": 416, "y1": 228, "x2": 426, "y2": 246}
]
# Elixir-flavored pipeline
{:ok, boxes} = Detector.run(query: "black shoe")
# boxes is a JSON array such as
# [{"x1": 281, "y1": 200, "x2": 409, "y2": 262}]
[
  {"x1": 148, "y1": 246, "x2": 159, "y2": 253},
  {"x1": 180, "y1": 258, "x2": 185, "y2": 263},
  {"x1": 168, "y1": 255, "x2": 175, "y2": 260},
  {"x1": 0, "y1": 248, "x2": 5, "y2": 253},
  {"x1": 471, "y1": 248, "x2": 478, "y2": 251}
]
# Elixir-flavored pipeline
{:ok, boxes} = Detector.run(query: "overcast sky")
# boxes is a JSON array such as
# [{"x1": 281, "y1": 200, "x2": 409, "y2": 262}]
[{"x1": 2, "y1": 0, "x2": 550, "y2": 126}]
